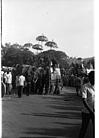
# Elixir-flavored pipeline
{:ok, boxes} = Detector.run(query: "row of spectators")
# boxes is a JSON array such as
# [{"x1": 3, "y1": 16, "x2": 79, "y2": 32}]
[
  {"x1": 1, "y1": 61, "x2": 93, "y2": 98},
  {"x1": 1, "y1": 63, "x2": 62, "y2": 98}
]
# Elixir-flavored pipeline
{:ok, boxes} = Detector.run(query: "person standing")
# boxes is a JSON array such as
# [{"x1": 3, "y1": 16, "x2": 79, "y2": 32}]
[
  {"x1": 3, "y1": 71, "x2": 7, "y2": 95},
  {"x1": 18, "y1": 73, "x2": 25, "y2": 98},
  {"x1": 16, "y1": 75, "x2": 20, "y2": 97},
  {"x1": 1, "y1": 70, "x2": 6, "y2": 97},
  {"x1": 32, "y1": 69, "x2": 38, "y2": 94},
  {"x1": 54, "y1": 65, "x2": 62, "y2": 95},
  {"x1": 26, "y1": 74, "x2": 32, "y2": 96},
  {"x1": 43, "y1": 66, "x2": 50, "y2": 95},
  {"x1": 79, "y1": 71, "x2": 95, "y2": 138},
  {"x1": 37, "y1": 67, "x2": 44, "y2": 95},
  {"x1": 75, "y1": 75, "x2": 82, "y2": 96},
  {"x1": 6, "y1": 70, "x2": 12, "y2": 97}
]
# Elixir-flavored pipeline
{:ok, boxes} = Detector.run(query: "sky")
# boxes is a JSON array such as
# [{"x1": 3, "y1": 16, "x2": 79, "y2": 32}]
[{"x1": 2, "y1": 0, "x2": 94, "y2": 58}]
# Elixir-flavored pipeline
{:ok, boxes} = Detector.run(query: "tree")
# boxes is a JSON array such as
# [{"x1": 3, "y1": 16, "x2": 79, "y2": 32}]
[
  {"x1": 11, "y1": 43, "x2": 22, "y2": 49},
  {"x1": 23, "y1": 43, "x2": 33, "y2": 49},
  {"x1": 2, "y1": 47, "x2": 35, "y2": 66},
  {"x1": 36, "y1": 49, "x2": 69, "y2": 69}
]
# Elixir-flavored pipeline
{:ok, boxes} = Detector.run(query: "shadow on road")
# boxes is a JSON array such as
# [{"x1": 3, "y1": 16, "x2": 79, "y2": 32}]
[
  {"x1": 20, "y1": 125, "x2": 80, "y2": 138},
  {"x1": 20, "y1": 92, "x2": 82, "y2": 138},
  {"x1": 21, "y1": 111, "x2": 81, "y2": 120}
]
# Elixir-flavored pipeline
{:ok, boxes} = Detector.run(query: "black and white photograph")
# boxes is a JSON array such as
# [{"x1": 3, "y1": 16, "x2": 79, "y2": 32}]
[{"x1": 1, "y1": 0, "x2": 95, "y2": 138}]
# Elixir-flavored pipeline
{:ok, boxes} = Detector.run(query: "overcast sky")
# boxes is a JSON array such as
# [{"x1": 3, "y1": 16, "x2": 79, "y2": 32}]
[{"x1": 2, "y1": 0, "x2": 94, "y2": 58}]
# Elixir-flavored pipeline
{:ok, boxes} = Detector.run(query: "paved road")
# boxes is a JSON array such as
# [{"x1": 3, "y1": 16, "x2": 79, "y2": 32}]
[{"x1": 2, "y1": 87, "x2": 93, "y2": 138}]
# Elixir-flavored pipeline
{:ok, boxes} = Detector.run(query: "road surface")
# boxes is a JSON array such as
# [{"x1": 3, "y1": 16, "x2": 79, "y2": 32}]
[{"x1": 2, "y1": 87, "x2": 93, "y2": 138}]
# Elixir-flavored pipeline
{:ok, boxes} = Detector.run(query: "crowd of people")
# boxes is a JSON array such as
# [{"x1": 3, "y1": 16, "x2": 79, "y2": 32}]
[
  {"x1": 1, "y1": 63, "x2": 63, "y2": 98},
  {"x1": 1, "y1": 61, "x2": 95, "y2": 138},
  {"x1": 1, "y1": 61, "x2": 94, "y2": 99}
]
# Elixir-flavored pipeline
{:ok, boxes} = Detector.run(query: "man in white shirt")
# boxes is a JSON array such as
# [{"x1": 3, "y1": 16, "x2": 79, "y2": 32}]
[
  {"x1": 79, "y1": 71, "x2": 95, "y2": 138},
  {"x1": 6, "y1": 70, "x2": 12, "y2": 95},
  {"x1": 18, "y1": 74, "x2": 25, "y2": 98}
]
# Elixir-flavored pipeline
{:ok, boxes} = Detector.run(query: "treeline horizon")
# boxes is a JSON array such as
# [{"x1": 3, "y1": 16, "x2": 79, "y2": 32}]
[{"x1": 1, "y1": 42, "x2": 94, "y2": 72}]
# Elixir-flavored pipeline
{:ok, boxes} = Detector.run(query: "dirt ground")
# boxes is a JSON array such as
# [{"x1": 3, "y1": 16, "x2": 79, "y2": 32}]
[{"x1": 2, "y1": 87, "x2": 93, "y2": 138}]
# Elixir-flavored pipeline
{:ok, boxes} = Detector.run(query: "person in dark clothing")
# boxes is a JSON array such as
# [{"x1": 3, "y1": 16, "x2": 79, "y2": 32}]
[
  {"x1": 54, "y1": 79, "x2": 60, "y2": 95},
  {"x1": 26, "y1": 74, "x2": 32, "y2": 96},
  {"x1": 75, "y1": 75, "x2": 82, "y2": 96},
  {"x1": 35, "y1": 67, "x2": 44, "y2": 95},
  {"x1": 82, "y1": 74, "x2": 89, "y2": 85},
  {"x1": 30, "y1": 66, "x2": 36, "y2": 94},
  {"x1": 38, "y1": 68, "x2": 45, "y2": 95},
  {"x1": 44, "y1": 66, "x2": 50, "y2": 95}
]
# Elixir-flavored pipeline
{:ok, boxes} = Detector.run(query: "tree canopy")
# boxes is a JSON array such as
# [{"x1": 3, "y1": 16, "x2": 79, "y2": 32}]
[
  {"x1": 2, "y1": 46, "x2": 35, "y2": 67},
  {"x1": 2, "y1": 42, "x2": 94, "y2": 75}
]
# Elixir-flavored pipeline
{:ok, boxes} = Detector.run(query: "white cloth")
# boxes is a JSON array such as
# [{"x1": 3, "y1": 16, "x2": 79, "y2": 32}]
[
  {"x1": 55, "y1": 68, "x2": 61, "y2": 76},
  {"x1": 1, "y1": 71, "x2": 4, "y2": 76},
  {"x1": 3, "y1": 72, "x2": 7, "y2": 83},
  {"x1": 19, "y1": 75, "x2": 25, "y2": 86},
  {"x1": 51, "y1": 68, "x2": 61, "y2": 81},
  {"x1": 50, "y1": 67, "x2": 53, "y2": 73},
  {"x1": 82, "y1": 82, "x2": 95, "y2": 113},
  {"x1": 6, "y1": 72, "x2": 12, "y2": 84},
  {"x1": 86, "y1": 69, "x2": 94, "y2": 74},
  {"x1": 51, "y1": 72, "x2": 57, "y2": 81},
  {"x1": 55, "y1": 68, "x2": 61, "y2": 79}
]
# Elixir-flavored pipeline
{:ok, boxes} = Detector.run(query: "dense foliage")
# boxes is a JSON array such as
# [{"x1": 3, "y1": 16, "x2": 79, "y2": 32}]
[
  {"x1": 2, "y1": 45, "x2": 35, "y2": 67},
  {"x1": 1, "y1": 43, "x2": 94, "y2": 72}
]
